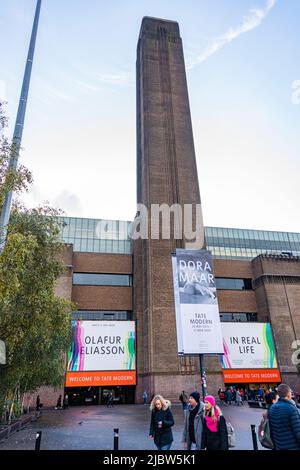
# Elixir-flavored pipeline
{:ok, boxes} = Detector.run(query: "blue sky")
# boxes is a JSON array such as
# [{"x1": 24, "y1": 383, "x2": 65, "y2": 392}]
[{"x1": 1, "y1": 0, "x2": 300, "y2": 232}]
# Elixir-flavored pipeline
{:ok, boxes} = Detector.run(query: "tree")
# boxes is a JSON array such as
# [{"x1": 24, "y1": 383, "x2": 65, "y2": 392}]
[
  {"x1": 0, "y1": 102, "x2": 74, "y2": 422},
  {"x1": 0, "y1": 101, "x2": 32, "y2": 210}
]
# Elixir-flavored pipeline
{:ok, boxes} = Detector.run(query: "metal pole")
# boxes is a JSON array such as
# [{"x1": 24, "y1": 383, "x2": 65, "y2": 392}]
[
  {"x1": 199, "y1": 354, "x2": 207, "y2": 399},
  {"x1": 35, "y1": 431, "x2": 42, "y2": 451},
  {"x1": 0, "y1": 0, "x2": 42, "y2": 253},
  {"x1": 251, "y1": 424, "x2": 258, "y2": 450},
  {"x1": 113, "y1": 428, "x2": 119, "y2": 451}
]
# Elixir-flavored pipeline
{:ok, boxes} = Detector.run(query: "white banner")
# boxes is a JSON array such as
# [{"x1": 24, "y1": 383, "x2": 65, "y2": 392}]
[
  {"x1": 67, "y1": 321, "x2": 136, "y2": 372},
  {"x1": 221, "y1": 322, "x2": 278, "y2": 369},
  {"x1": 171, "y1": 255, "x2": 184, "y2": 354},
  {"x1": 172, "y1": 249, "x2": 224, "y2": 354}
]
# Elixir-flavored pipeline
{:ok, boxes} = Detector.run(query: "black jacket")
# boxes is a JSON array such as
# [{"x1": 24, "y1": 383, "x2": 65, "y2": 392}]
[
  {"x1": 202, "y1": 414, "x2": 228, "y2": 450},
  {"x1": 149, "y1": 407, "x2": 174, "y2": 447}
]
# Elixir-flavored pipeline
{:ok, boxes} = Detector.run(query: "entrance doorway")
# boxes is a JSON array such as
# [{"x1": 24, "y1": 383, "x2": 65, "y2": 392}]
[{"x1": 65, "y1": 386, "x2": 135, "y2": 405}]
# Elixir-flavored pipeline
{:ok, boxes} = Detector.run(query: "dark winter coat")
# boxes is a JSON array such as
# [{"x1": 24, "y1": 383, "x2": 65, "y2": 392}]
[
  {"x1": 268, "y1": 398, "x2": 300, "y2": 450},
  {"x1": 182, "y1": 402, "x2": 205, "y2": 450},
  {"x1": 149, "y1": 406, "x2": 174, "y2": 448},
  {"x1": 202, "y1": 414, "x2": 229, "y2": 450}
]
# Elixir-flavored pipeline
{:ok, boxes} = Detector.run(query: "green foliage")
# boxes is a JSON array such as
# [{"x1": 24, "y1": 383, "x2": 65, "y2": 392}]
[
  {"x1": 0, "y1": 207, "x2": 74, "y2": 400},
  {"x1": 0, "y1": 102, "x2": 33, "y2": 209},
  {"x1": 0, "y1": 101, "x2": 74, "y2": 421}
]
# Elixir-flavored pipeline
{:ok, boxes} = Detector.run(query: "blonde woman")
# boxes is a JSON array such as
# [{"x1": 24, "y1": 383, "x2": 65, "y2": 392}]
[
  {"x1": 149, "y1": 395, "x2": 174, "y2": 450},
  {"x1": 202, "y1": 395, "x2": 228, "y2": 450}
]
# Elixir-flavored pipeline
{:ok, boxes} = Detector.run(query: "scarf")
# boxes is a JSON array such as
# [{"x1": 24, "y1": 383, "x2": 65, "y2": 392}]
[{"x1": 205, "y1": 406, "x2": 219, "y2": 433}]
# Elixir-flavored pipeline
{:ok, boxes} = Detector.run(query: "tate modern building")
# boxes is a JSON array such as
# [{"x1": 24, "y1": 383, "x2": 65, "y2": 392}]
[{"x1": 37, "y1": 17, "x2": 300, "y2": 406}]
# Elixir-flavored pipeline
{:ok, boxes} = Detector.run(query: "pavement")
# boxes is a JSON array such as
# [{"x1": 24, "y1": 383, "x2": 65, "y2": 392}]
[{"x1": 0, "y1": 403, "x2": 267, "y2": 451}]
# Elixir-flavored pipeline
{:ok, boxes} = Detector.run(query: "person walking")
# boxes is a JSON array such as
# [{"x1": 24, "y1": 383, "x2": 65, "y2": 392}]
[
  {"x1": 149, "y1": 395, "x2": 174, "y2": 451},
  {"x1": 63, "y1": 394, "x2": 69, "y2": 410},
  {"x1": 218, "y1": 389, "x2": 226, "y2": 406},
  {"x1": 258, "y1": 391, "x2": 279, "y2": 449},
  {"x1": 182, "y1": 392, "x2": 205, "y2": 450},
  {"x1": 268, "y1": 383, "x2": 300, "y2": 450},
  {"x1": 225, "y1": 388, "x2": 232, "y2": 405},
  {"x1": 202, "y1": 395, "x2": 229, "y2": 450},
  {"x1": 107, "y1": 392, "x2": 114, "y2": 408},
  {"x1": 179, "y1": 390, "x2": 189, "y2": 412},
  {"x1": 36, "y1": 395, "x2": 41, "y2": 411},
  {"x1": 235, "y1": 389, "x2": 243, "y2": 406},
  {"x1": 55, "y1": 395, "x2": 62, "y2": 409},
  {"x1": 143, "y1": 390, "x2": 148, "y2": 405}
]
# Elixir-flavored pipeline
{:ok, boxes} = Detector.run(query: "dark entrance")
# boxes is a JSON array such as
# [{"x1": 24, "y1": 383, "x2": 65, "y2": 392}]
[{"x1": 65, "y1": 386, "x2": 135, "y2": 405}]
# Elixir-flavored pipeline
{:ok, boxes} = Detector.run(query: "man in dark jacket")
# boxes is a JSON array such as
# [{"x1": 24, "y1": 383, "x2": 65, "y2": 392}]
[
  {"x1": 268, "y1": 383, "x2": 300, "y2": 450},
  {"x1": 182, "y1": 392, "x2": 205, "y2": 450}
]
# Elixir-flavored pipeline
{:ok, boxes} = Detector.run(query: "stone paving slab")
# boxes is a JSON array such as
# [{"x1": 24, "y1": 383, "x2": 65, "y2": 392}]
[{"x1": 0, "y1": 403, "x2": 267, "y2": 451}]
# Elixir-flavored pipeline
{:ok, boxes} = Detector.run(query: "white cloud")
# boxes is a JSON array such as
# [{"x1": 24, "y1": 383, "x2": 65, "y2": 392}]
[
  {"x1": 75, "y1": 80, "x2": 106, "y2": 93},
  {"x1": 53, "y1": 190, "x2": 83, "y2": 215},
  {"x1": 187, "y1": 0, "x2": 276, "y2": 69},
  {"x1": 95, "y1": 71, "x2": 134, "y2": 87},
  {"x1": 21, "y1": 186, "x2": 83, "y2": 216}
]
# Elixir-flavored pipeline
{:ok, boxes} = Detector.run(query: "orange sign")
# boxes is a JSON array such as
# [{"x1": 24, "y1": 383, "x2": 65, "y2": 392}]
[
  {"x1": 223, "y1": 369, "x2": 281, "y2": 383},
  {"x1": 65, "y1": 370, "x2": 136, "y2": 387}
]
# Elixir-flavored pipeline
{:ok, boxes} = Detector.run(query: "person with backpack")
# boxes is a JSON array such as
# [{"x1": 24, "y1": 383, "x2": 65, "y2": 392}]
[
  {"x1": 258, "y1": 391, "x2": 278, "y2": 449},
  {"x1": 201, "y1": 395, "x2": 229, "y2": 450},
  {"x1": 149, "y1": 395, "x2": 174, "y2": 450},
  {"x1": 268, "y1": 383, "x2": 300, "y2": 450}
]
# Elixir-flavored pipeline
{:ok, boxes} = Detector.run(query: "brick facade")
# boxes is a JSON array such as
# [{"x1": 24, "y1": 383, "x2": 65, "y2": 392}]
[{"x1": 252, "y1": 255, "x2": 300, "y2": 390}]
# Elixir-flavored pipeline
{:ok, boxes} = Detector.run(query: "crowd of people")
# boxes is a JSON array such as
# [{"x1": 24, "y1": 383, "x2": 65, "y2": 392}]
[
  {"x1": 36, "y1": 383, "x2": 300, "y2": 450},
  {"x1": 146, "y1": 383, "x2": 300, "y2": 451},
  {"x1": 216, "y1": 385, "x2": 296, "y2": 405}
]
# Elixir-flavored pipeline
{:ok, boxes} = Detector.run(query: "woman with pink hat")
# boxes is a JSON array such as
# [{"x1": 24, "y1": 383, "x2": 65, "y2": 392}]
[{"x1": 202, "y1": 395, "x2": 229, "y2": 450}]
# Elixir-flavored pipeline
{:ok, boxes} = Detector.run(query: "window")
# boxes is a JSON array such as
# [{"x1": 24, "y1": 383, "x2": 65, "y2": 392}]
[
  {"x1": 73, "y1": 273, "x2": 132, "y2": 286},
  {"x1": 215, "y1": 278, "x2": 252, "y2": 290},
  {"x1": 220, "y1": 313, "x2": 257, "y2": 322},
  {"x1": 72, "y1": 310, "x2": 132, "y2": 320}
]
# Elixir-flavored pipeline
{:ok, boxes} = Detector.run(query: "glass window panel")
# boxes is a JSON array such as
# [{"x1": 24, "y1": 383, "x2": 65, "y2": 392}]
[
  {"x1": 106, "y1": 240, "x2": 112, "y2": 252},
  {"x1": 125, "y1": 241, "x2": 131, "y2": 254},
  {"x1": 93, "y1": 239, "x2": 101, "y2": 252},
  {"x1": 87, "y1": 239, "x2": 94, "y2": 251},
  {"x1": 74, "y1": 239, "x2": 81, "y2": 251},
  {"x1": 73, "y1": 273, "x2": 132, "y2": 286},
  {"x1": 68, "y1": 219, "x2": 76, "y2": 237},
  {"x1": 80, "y1": 239, "x2": 88, "y2": 251}
]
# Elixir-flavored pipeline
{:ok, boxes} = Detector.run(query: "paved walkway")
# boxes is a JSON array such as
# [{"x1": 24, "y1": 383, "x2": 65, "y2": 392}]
[{"x1": 0, "y1": 403, "x2": 266, "y2": 451}]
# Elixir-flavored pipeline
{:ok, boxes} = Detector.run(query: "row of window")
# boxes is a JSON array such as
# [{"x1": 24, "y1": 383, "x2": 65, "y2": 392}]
[
  {"x1": 205, "y1": 226, "x2": 300, "y2": 243},
  {"x1": 71, "y1": 311, "x2": 257, "y2": 323},
  {"x1": 219, "y1": 313, "x2": 257, "y2": 322},
  {"x1": 73, "y1": 274, "x2": 252, "y2": 290},
  {"x1": 59, "y1": 217, "x2": 300, "y2": 259},
  {"x1": 64, "y1": 238, "x2": 132, "y2": 254},
  {"x1": 72, "y1": 311, "x2": 132, "y2": 320},
  {"x1": 73, "y1": 273, "x2": 132, "y2": 286}
]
